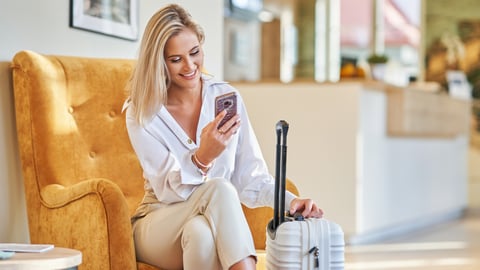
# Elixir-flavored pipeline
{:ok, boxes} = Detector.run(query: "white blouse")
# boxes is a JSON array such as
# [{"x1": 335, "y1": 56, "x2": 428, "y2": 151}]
[{"x1": 124, "y1": 75, "x2": 296, "y2": 209}]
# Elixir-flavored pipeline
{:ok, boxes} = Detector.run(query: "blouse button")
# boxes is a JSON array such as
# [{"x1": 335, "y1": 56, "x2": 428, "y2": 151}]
[{"x1": 187, "y1": 139, "x2": 193, "y2": 144}]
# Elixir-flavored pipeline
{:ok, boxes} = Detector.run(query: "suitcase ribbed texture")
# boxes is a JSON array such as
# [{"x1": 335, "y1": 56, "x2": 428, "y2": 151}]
[{"x1": 266, "y1": 218, "x2": 345, "y2": 270}]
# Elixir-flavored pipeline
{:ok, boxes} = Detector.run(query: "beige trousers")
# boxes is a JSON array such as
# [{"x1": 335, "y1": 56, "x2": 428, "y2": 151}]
[{"x1": 133, "y1": 178, "x2": 256, "y2": 270}]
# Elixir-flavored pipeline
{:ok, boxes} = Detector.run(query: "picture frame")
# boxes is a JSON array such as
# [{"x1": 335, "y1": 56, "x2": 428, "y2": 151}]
[{"x1": 70, "y1": 0, "x2": 139, "y2": 41}]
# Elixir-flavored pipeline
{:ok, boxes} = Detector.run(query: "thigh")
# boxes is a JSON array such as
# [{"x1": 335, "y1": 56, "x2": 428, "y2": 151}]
[
  {"x1": 133, "y1": 179, "x2": 231, "y2": 268},
  {"x1": 133, "y1": 205, "x2": 186, "y2": 269}
]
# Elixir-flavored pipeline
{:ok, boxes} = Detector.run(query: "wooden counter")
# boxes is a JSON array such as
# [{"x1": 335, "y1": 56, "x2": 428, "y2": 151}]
[{"x1": 385, "y1": 86, "x2": 471, "y2": 138}]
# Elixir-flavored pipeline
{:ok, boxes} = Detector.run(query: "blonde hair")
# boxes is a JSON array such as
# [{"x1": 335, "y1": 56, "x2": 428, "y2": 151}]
[{"x1": 127, "y1": 4, "x2": 205, "y2": 125}]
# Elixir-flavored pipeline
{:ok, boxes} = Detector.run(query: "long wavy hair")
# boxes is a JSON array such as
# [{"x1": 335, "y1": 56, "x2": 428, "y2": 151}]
[{"x1": 127, "y1": 4, "x2": 205, "y2": 125}]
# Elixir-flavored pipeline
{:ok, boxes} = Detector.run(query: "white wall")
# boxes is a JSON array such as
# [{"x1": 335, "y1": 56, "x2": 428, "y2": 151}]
[
  {"x1": 235, "y1": 82, "x2": 362, "y2": 236},
  {"x1": 235, "y1": 82, "x2": 469, "y2": 243},
  {"x1": 0, "y1": 0, "x2": 223, "y2": 243}
]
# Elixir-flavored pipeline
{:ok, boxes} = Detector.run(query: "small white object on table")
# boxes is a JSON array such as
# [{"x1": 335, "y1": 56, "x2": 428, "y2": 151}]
[{"x1": 0, "y1": 247, "x2": 81, "y2": 270}]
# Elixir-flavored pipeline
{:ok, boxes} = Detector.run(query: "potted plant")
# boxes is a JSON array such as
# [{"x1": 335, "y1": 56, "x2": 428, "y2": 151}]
[
  {"x1": 367, "y1": 54, "x2": 388, "y2": 64},
  {"x1": 367, "y1": 54, "x2": 388, "y2": 81}
]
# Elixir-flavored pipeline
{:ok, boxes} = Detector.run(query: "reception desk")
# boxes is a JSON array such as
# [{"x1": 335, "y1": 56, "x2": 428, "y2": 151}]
[
  {"x1": 233, "y1": 81, "x2": 470, "y2": 244},
  {"x1": 385, "y1": 84, "x2": 470, "y2": 138}
]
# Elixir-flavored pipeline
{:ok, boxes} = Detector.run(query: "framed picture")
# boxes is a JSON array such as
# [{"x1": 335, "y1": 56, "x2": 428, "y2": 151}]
[{"x1": 70, "y1": 0, "x2": 139, "y2": 41}]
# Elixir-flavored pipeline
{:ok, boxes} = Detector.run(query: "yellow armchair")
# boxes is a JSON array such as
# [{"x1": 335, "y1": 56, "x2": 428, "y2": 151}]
[{"x1": 11, "y1": 50, "x2": 299, "y2": 270}]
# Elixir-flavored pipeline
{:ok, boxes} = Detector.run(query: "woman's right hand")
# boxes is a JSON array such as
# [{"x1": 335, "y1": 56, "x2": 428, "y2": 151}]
[{"x1": 194, "y1": 110, "x2": 241, "y2": 165}]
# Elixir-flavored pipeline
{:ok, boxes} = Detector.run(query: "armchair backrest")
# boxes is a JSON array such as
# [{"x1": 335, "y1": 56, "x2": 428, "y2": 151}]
[{"x1": 12, "y1": 50, "x2": 144, "y2": 217}]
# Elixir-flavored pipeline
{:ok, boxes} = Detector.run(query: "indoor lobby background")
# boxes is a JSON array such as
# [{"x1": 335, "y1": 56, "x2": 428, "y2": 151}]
[{"x1": 1, "y1": 0, "x2": 479, "y2": 268}]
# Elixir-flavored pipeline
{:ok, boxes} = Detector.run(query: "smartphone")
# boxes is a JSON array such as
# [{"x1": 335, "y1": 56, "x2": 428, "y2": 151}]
[{"x1": 215, "y1": 92, "x2": 237, "y2": 129}]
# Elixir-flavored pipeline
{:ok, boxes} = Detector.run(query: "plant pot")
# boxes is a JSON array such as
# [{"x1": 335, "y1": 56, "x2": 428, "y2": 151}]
[{"x1": 369, "y1": 63, "x2": 386, "y2": 81}]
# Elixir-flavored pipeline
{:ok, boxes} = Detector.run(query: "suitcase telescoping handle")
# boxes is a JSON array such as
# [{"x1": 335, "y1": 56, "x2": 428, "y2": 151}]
[{"x1": 273, "y1": 120, "x2": 289, "y2": 231}]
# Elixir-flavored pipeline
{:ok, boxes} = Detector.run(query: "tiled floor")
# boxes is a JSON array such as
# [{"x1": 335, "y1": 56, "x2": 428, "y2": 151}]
[{"x1": 345, "y1": 209, "x2": 480, "y2": 270}]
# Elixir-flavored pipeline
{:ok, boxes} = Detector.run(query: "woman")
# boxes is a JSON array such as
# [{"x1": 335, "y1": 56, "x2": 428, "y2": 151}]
[{"x1": 124, "y1": 4, "x2": 323, "y2": 270}]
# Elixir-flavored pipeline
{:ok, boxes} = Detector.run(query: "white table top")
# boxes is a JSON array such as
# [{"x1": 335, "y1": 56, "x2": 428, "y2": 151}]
[{"x1": 0, "y1": 247, "x2": 82, "y2": 269}]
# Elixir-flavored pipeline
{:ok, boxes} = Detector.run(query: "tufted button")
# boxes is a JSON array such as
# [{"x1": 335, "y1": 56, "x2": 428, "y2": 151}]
[
  {"x1": 68, "y1": 107, "x2": 74, "y2": 114},
  {"x1": 89, "y1": 151, "x2": 96, "y2": 158},
  {"x1": 108, "y1": 111, "x2": 116, "y2": 118},
  {"x1": 187, "y1": 139, "x2": 193, "y2": 144}
]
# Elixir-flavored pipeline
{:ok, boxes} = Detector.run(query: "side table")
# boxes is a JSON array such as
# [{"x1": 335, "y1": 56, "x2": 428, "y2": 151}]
[{"x1": 0, "y1": 247, "x2": 81, "y2": 269}]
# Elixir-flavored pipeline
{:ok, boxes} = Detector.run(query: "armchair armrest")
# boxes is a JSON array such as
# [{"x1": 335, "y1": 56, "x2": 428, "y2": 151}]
[{"x1": 37, "y1": 178, "x2": 137, "y2": 270}]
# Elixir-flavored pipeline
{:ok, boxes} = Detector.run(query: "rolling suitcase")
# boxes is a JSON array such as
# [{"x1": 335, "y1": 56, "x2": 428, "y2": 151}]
[{"x1": 266, "y1": 120, "x2": 345, "y2": 270}]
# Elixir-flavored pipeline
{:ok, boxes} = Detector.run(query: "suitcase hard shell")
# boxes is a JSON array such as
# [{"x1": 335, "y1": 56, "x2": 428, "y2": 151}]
[
  {"x1": 265, "y1": 120, "x2": 345, "y2": 270},
  {"x1": 266, "y1": 217, "x2": 345, "y2": 269}
]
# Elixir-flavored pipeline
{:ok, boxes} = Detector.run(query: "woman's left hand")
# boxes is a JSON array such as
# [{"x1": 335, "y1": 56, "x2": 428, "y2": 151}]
[{"x1": 289, "y1": 198, "x2": 324, "y2": 218}]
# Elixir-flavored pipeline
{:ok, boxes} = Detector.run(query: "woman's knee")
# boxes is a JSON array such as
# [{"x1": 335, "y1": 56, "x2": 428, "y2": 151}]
[
  {"x1": 195, "y1": 179, "x2": 244, "y2": 223},
  {"x1": 206, "y1": 178, "x2": 239, "y2": 200}
]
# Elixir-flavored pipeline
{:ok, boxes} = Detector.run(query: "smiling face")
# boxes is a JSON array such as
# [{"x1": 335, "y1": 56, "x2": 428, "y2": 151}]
[{"x1": 164, "y1": 27, "x2": 204, "y2": 92}]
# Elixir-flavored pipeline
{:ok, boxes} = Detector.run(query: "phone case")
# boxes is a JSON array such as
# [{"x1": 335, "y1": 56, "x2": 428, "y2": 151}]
[{"x1": 215, "y1": 92, "x2": 237, "y2": 128}]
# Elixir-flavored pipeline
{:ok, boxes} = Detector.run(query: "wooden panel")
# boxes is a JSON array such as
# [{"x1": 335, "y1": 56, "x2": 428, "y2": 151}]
[
  {"x1": 386, "y1": 87, "x2": 471, "y2": 137},
  {"x1": 261, "y1": 19, "x2": 281, "y2": 80}
]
